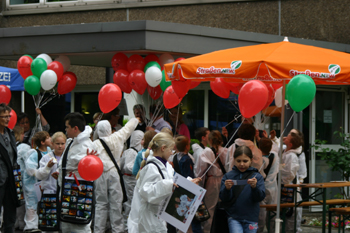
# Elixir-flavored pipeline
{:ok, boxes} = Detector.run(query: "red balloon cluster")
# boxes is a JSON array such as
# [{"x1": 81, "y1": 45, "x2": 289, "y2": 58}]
[
  {"x1": 109, "y1": 53, "x2": 196, "y2": 111},
  {"x1": 111, "y1": 52, "x2": 166, "y2": 101}
]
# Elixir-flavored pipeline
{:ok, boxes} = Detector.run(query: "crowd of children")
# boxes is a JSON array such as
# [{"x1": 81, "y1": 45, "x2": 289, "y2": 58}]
[{"x1": 0, "y1": 102, "x2": 307, "y2": 233}]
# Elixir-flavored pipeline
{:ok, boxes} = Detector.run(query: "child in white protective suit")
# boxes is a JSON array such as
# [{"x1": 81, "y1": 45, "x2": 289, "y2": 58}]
[
  {"x1": 119, "y1": 130, "x2": 144, "y2": 226},
  {"x1": 257, "y1": 138, "x2": 279, "y2": 233},
  {"x1": 36, "y1": 132, "x2": 66, "y2": 194},
  {"x1": 93, "y1": 117, "x2": 139, "y2": 233},
  {"x1": 128, "y1": 132, "x2": 201, "y2": 233},
  {"x1": 13, "y1": 126, "x2": 30, "y2": 231},
  {"x1": 226, "y1": 124, "x2": 268, "y2": 179},
  {"x1": 195, "y1": 130, "x2": 228, "y2": 233},
  {"x1": 23, "y1": 131, "x2": 52, "y2": 232},
  {"x1": 56, "y1": 112, "x2": 97, "y2": 233}
]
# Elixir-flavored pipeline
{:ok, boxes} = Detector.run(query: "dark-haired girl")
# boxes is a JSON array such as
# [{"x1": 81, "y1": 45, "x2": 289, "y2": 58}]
[{"x1": 220, "y1": 146, "x2": 265, "y2": 233}]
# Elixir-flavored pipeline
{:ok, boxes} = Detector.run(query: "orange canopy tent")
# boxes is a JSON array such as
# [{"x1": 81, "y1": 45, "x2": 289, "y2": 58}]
[
  {"x1": 164, "y1": 38, "x2": 350, "y2": 85},
  {"x1": 164, "y1": 38, "x2": 350, "y2": 233}
]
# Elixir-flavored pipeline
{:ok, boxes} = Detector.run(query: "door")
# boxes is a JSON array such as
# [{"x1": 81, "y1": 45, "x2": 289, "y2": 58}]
[{"x1": 309, "y1": 87, "x2": 348, "y2": 210}]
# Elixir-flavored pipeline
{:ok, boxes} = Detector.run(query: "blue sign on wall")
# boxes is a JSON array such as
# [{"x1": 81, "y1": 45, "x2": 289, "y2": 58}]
[{"x1": 0, "y1": 66, "x2": 25, "y2": 91}]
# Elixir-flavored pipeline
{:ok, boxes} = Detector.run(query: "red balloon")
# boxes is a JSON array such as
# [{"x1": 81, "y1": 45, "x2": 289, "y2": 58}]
[
  {"x1": 172, "y1": 79, "x2": 191, "y2": 98},
  {"x1": 47, "y1": 61, "x2": 64, "y2": 82},
  {"x1": 8, "y1": 109, "x2": 17, "y2": 130},
  {"x1": 189, "y1": 81, "x2": 201, "y2": 89},
  {"x1": 57, "y1": 72, "x2": 77, "y2": 95},
  {"x1": 238, "y1": 80, "x2": 269, "y2": 118},
  {"x1": 127, "y1": 55, "x2": 145, "y2": 73},
  {"x1": 98, "y1": 83, "x2": 122, "y2": 113},
  {"x1": 175, "y1": 57, "x2": 186, "y2": 62},
  {"x1": 128, "y1": 70, "x2": 147, "y2": 95},
  {"x1": 210, "y1": 78, "x2": 230, "y2": 99},
  {"x1": 113, "y1": 70, "x2": 132, "y2": 94},
  {"x1": 262, "y1": 84, "x2": 276, "y2": 110},
  {"x1": 163, "y1": 86, "x2": 182, "y2": 109},
  {"x1": 272, "y1": 83, "x2": 283, "y2": 90},
  {"x1": 111, "y1": 53, "x2": 128, "y2": 72},
  {"x1": 144, "y1": 54, "x2": 161, "y2": 66},
  {"x1": 230, "y1": 83, "x2": 244, "y2": 95},
  {"x1": 147, "y1": 85, "x2": 162, "y2": 100},
  {"x1": 0, "y1": 85, "x2": 11, "y2": 104},
  {"x1": 17, "y1": 56, "x2": 33, "y2": 79},
  {"x1": 78, "y1": 155, "x2": 103, "y2": 181}
]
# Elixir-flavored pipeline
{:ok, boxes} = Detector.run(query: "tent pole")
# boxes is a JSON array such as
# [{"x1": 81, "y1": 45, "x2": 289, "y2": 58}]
[
  {"x1": 275, "y1": 80, "x2": 286, "y2": 233},
  {"x1": 21, "y1": 91, "x2": 25, "y2": 112}
]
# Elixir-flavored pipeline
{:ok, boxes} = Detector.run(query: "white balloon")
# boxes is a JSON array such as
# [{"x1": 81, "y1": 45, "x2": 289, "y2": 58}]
[
  {"x1": 55, "y1": 55, "x2": 71, "y2": 72},
  {"x1": 36, "y1": 53, "x2": 52, "y2": 66},
  {"x1": 159, "y1": 53, "x2": 174, "y2": 66},
  {"x1": 40, "y1": 70, "x2": 57, "y2": 91},
  {"x1": 274, "y1": 87, "x2": 289, "y2": 107},
  {"x1": 145, "y1": 67, "x2": 162, "y2": 87}
]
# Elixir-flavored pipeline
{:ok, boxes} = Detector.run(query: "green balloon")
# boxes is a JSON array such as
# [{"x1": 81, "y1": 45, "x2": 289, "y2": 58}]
[
  {"x1": 160, "y1": 70, "x2": 171, "y2": 91},
  {"x1": 24, "y1": 75, "x2": 41, "y2": 95},
  {"x1": 31, "y1": 58, "x2": 47, "y2": 78},
  {"x1": 23, "y1": 54, "x2": 33, "y2": 59},
  {"x1": 286, "y1": 74, "x2": 316, "y2": 112},
  {"x1": 144, "y1": 61, "x2": 161, "y2": 73}
]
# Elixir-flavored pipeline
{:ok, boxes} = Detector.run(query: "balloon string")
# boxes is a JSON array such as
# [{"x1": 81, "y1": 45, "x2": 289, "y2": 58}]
[
  {"x1": 199, "y1": 148, "x2": 227, "y2": 180},
  {"x1": 279, "y1": 111, "x2": 296, "y2": 137},
  {"x1": 38, "y1": 91, "x2": 46, "y2": 107},
  {"x1": 148, "y1": 101, "x2": 163, "y2": 127},
  {"x1": 39, "y1": 92, "x2": 54, "y2": 108},
  {"x1": 149, "y1": 102, "x2": 160, "y2": 127},
  {"x1": 228, "y1": 100, "x2": 241, "y2": 113},
  {"x1": 32, "y1": 95, "x2": 37, "y2": 108},
  {"x1": 173, "y1": 103, "x2": 181, "y2": 138},
  {"x1": 266, "y1": 106, "x2": 278, "y2": 117},
  {"x1": 223, "y1": 114, "x2": 241, "y2": 128},
  {"x1": 224, "y1": 120, "x2": 244, "y2": 148},
  {"x1": 39, "y1": 93, "x2": 57, "y2": 108}
]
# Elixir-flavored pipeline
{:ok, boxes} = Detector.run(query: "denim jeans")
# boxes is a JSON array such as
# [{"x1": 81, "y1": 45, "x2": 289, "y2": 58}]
[{"x1": 228, "y1": 217, "x2": 258, "y2": 233}]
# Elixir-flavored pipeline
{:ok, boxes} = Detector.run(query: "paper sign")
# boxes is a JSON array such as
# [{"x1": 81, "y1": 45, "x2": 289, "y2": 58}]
[
  {"x1": 158, "y1": 174, "x2": 206, "y2": 233},
  {"x1": 232, "y1": 180, "x2": 248, "y2": 185},
  {"x1": 34, "y1": 182, "x2": 42, "y2": 202},
  {"x1": 324, "y1": 110, "x2": 332, "y2": 123}
]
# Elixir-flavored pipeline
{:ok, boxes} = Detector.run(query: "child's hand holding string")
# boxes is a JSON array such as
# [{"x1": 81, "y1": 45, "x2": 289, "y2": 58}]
[
  {"x1": 225, "y1": 179, "x2": 234, "y2": 190},
  {"x1": 248, "y1": 174, "x2": 257, "y2": 188}
]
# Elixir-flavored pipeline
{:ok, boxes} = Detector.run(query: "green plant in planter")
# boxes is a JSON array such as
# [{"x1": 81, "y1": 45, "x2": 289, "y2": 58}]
[
  {"x1": 313, "y1": 128, "x2": 350, "y2": 199},
  {"x1": 189, "y1": 139, "x2": 200, "y2": 155},
  {"x1": 123, "y1": 119, "x2": 129, "y2": 126}
]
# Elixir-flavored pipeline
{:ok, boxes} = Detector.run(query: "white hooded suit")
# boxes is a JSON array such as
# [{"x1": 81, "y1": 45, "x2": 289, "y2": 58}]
[
  {"x1": 120, "y1": 130, "x2": 144, "y2": 225},
  {"x1": 93, "y1": 119, "x2": 138, "y2": 233},
  {"x1": 128, "y1": 154, "x2": 174, "y2": 233}
]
